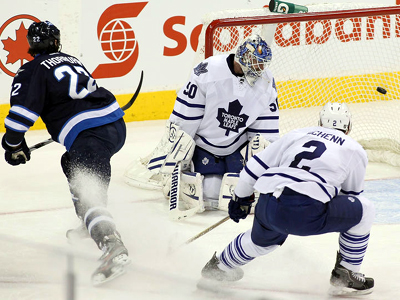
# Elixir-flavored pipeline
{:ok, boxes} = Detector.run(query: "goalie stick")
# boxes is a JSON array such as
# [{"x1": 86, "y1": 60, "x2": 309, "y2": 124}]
[{"x1": 29, "y1": 70, "x2": 144, "y2": 152}]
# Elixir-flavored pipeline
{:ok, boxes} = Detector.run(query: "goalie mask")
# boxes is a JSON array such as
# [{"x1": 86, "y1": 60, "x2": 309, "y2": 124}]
[
  {"x1": 319, "y1": 102, "x2": 352, "y2": 134},
  {"x1": 235, "y1": 34, "x2": 272, "y2": 86},
  {"x1": 27, "y1": 21, "x2": 61, "y2": 57}
]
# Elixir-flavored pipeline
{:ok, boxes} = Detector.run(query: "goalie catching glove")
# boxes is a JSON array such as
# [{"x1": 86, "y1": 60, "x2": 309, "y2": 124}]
[{"x1": 228, "y1": 194, "x2": 255, "y2": 223}]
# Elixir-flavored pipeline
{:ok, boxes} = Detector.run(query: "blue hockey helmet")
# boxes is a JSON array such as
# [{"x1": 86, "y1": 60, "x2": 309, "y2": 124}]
[
  {"x1": 235, "y1": 34, "x2": 272, "y2": 86},
  {"x1": 27, "y1": 21, "x2": 61, "y2": 56}
]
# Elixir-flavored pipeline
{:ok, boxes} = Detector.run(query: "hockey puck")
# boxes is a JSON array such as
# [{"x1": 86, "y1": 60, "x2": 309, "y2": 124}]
[{"x1": 377, "y1": 87, "x2": 387, "y2": 94}]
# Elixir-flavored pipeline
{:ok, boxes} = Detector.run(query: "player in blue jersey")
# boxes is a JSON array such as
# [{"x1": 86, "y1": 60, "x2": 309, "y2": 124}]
[
  {"x1": 125, "y1": 35, "x2": 279, "y2": 215},
  {"x1": 201, "y1": 102, "x2": 375, "y2": 296},
  {"x1": 1, "y1": 21, "x2": 129, "y2": 285}
]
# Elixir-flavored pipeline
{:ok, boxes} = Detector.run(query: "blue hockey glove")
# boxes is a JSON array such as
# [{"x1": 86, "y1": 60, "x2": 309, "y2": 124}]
[
  {"x1": 2, "y1": 136, "x2": 31, "y2": 166},
  {"x1": 228, "y1": 194, "x2": 255, "y2": 223}
]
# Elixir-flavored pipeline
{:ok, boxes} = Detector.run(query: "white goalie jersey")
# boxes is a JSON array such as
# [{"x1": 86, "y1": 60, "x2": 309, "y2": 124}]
[
  {"x1": 235, "y1": 126, "x2": 368, "y2": 203},
  {"x1": 170, "y1": 54, "x2": 280, "y2": 156}
]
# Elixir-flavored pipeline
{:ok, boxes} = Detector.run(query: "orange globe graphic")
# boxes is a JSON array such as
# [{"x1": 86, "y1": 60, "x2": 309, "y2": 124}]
[{"x1": 99, "y1": 19, "x2": 136, "y2": 62}]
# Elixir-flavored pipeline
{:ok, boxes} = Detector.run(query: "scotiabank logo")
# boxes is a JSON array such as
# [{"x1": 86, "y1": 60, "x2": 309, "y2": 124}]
[
  {"x1": 0, "y1": 15, "x2": 40, "y2": 77},
  {"x1": 212, "y1": 15, "x2": 399, "y2": 53},
  {"x1": 92, "y1": 2, "x2": 147, "y2": 79},
  {"x1": 275, "y1": 15, "x2": 398, "y2": 47}
]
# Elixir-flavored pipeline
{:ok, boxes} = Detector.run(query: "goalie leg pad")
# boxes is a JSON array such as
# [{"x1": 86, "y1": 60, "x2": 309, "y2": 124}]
[
  {"x1": 163, "y1": 169, "x2": 205, "y2": 213},
  {"x1": 169, "y1": 163, "x2": 202, "y2": 220},
  {"x1": 218, "y1": 173, "x2": 258, "y2": 213},
  {"x1": 160, "y1": 129, "x2": 195, "y2": 174},
  {"x1": 180, "y1": 171, "x2": 205, "y2": 212},
  {"x1": 218, "y1": 173, "x2": 240, "y2": 211}
]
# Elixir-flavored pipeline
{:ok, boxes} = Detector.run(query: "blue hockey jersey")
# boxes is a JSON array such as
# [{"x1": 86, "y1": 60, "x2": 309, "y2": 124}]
[{"x1": 4, "y1": 52, "x2": 124, "y2": 150}]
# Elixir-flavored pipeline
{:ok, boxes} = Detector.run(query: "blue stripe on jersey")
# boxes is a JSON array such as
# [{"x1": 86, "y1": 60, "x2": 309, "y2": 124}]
[
  {"x1": 256, "y1": 116, "x2": 279, "y2": 120},
  {"x1": 261, "y1": 172, "x2": 332, "y2": 199},
  {"x1": 253, "y1": 155, "x2": 270, "y2": 170},
  {"x1": 58, "y1": 101, "x2": 124, "y2": 150},
  {"x1": 176, "y1": 97, "x2": 205, "y2": 108},
  {"x1": 244, "y1": 165, "x2": 258, "y2": 180},
  {"x1": 247, "y1": 128, "x2": 279, "y2": 133},
  {"x1": 341, "y1": 189, "x2": 363, "y2": 195},
  {"x1": 4, "y1": 117, "x2": 30, "y2": 132},
  {"x1": 309, "y1": 171, "x2": 326, "y2": 183},
  {"x1": 197, "y1": 131, "x2": 246, "y2": 149},
  {"x1": 171, "y1": 110, "x2": 203, "y2": 120},
  {"x1": 10, "y1": 105, "x2": 39, "y2": 123}
]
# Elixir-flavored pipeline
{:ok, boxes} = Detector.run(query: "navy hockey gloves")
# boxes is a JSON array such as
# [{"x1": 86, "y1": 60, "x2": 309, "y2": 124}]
[
  {"x1": 2, "y1": 136, "x2": 31, "y2": 166},
  {"x1": 228, "y1": 194, "x2": 255, "y2": 223}
]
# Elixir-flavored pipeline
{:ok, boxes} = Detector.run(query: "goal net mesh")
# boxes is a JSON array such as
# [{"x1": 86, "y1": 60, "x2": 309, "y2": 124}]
[{"x1": 195, "y1": 3, "x2": 400, "y2": 166}]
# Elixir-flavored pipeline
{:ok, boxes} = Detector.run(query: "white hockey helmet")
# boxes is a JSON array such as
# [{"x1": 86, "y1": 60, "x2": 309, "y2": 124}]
[
  {"x1": 318, "y1": 102, "x2": 352, "y2": 134},
  {"x1": 234, "y1": 34, "x2": 272, "y2": 86}
]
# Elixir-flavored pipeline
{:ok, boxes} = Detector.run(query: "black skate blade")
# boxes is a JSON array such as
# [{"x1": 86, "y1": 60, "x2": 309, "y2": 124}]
[{"x1": 328, "y1": 285, "x2": 374, "y2": 296}]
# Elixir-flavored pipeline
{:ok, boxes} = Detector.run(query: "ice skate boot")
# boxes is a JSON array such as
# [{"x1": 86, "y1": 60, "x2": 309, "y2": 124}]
[
  {"x1": 329, "y1": 251, "x2": 374, "y2": 296},
  {"x1": 91, "y1": 234, "x2": 131, "y2": 286},
  {"x1": 201, "y1": 252, "x2": 244, "y2": 281}
]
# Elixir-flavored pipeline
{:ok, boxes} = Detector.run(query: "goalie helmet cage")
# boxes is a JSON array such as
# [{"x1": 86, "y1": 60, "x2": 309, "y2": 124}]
[{"x1": 195, "y1": 4, "x2": 400, "y2": 167}]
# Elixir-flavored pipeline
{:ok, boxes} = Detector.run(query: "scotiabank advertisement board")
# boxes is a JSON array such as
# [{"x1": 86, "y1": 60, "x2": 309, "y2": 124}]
[
  {"x1": 0, "y1": 0, "x2": 396, "y2": 127},
  {"x1": 0, "y1": 0, "x2": 270, "y2": 105}
]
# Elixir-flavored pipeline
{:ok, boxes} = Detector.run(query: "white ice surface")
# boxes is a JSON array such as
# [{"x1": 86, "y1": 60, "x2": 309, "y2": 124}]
[{"x1": 0, "y1": 120, "x2": 399, "y2": 300}]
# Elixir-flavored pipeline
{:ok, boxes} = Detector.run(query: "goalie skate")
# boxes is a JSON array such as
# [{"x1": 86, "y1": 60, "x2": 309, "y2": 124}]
[{"x1": 91, "y1": 234, "x2": 131, "y2": 286}]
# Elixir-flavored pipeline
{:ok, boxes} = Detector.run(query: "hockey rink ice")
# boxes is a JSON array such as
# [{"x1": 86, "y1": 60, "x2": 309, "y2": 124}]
[{"x1": 1, "y1": 120, "x2": 399, "y2": 300}]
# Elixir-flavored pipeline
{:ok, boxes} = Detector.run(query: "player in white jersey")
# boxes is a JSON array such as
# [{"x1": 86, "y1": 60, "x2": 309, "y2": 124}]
[
  {"x1": 201, "y1": 102, "x2": 375, "y2": 296},
  {"x1": 124, "y1": 35, "x2": 279, "y2": 213}
]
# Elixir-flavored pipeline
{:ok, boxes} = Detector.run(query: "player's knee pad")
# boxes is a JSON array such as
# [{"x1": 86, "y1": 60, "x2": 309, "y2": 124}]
[{"x1": 347, "y1": 195, "x2": 375, "y2": 235}]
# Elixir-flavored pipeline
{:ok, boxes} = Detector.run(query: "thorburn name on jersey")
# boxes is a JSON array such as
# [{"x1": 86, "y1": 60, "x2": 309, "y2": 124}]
[
  {"x1": 308, "y1": 130, "x2": 345, "y2": 145},
  {"x1": 40, "y1": 55, "x2": 83, "y2": 69}
]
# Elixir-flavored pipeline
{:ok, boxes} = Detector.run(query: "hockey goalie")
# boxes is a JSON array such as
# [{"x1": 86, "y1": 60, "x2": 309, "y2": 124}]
[{"x1": 124, "y1": 34, "x2": 279, "y2": 219}]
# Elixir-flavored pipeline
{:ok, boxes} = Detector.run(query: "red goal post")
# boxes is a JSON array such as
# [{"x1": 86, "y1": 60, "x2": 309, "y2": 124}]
[{"x1": 196, "y1": 5, "x2": 400, "y2": 167}]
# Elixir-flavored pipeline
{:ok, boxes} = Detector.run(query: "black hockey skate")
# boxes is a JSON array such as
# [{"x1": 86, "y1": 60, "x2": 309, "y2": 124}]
[
  {"x1": 91, "y1": 234, "x2": 131, "y2": 286},
  {"x1": 329, "y1": 251, "x2": 374, "y2": 296},
  {"x1": 201, "y1": 252, "x2": 244, "y2": 281}
]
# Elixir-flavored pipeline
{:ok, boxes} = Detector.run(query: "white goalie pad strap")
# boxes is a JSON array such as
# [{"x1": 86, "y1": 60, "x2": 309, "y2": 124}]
[
  {"x1": 160, "y1": 130, "x2": 195, "y2": 174},
  {"x1": 241, "y1": 133, "x2": 271, "y2": 162},
  {"x1": 169, "y1": 163, "x2": 202, "y2": 221},
  {"x1": 218, "y1": 173, "x2": 259, "y2": 214}
]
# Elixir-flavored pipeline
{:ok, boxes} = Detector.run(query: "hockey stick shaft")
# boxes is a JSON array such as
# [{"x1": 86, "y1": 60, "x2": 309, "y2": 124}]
[
  {"x1": 29, "y1": 71, "x2": 144, "y2": 152},
  {"x1": 185, "y1": 216, "x2": 230, "y2": 244}
]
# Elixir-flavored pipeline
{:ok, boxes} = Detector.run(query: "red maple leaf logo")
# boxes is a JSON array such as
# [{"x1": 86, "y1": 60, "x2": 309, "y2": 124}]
[{"x1": 1, "y1": 22, "x2": 32, "y2": 66}]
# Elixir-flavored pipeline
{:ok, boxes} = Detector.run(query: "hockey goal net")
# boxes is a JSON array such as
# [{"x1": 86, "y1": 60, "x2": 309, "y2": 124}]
[{"x1": 195, "y1": 3, "x2": 400, "y2": 167}]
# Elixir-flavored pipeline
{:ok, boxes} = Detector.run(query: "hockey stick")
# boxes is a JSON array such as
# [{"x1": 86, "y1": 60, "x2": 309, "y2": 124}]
[
  {"x1": 169, "y1": 162, "x2": 200, "y2": 221},
  {"x1": 29, "y1": 70, "x2": 144, "y2": 152},
  {"x1": 185, "y1": 216, "x2": 230, "y2": 244}
]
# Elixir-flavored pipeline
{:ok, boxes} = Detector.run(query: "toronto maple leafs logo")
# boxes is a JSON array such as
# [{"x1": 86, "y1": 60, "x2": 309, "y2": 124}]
[
  {"x1": 194, "y1": 62, "x2": 208, "y2": 76},
  {"x1": 217, "y1": 100, "x2": 249, "y2": 136}
]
